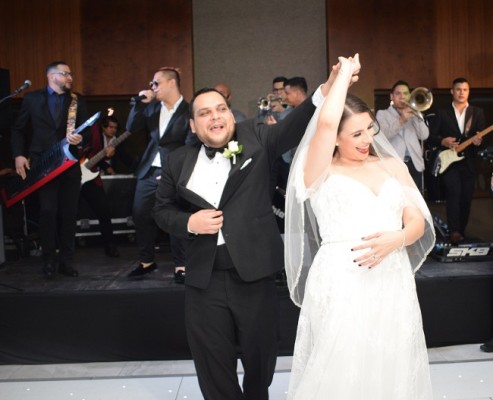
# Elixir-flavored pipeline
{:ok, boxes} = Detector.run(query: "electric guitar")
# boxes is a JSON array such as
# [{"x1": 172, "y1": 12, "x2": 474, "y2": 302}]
[
  {"x1": 434, "y1": 124, "x2": 493, "y2": 175},
  {"x1": 80, "y1": 130, "x2": 132, "y2": 185}
]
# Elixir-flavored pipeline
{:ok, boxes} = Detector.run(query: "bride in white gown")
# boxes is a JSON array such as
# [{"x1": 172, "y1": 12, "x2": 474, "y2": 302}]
[{"x1": 285, "y1": 54, "x2": 435, "y2": 399}]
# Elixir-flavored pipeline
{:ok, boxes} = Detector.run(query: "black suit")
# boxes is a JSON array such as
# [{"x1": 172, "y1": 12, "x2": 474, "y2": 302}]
[
  {"x1": 127, "y1": 99, "x2": 191, "y2": 265},
  {"x1": 153, "y1": 97, "x2": 316, "y2": 399},
  {"x1": 429, "y1": 104, "x2": 485, "y2": 236},
  {"x1": 11, "y1": 88, "x2": 89, "y2": 265}
]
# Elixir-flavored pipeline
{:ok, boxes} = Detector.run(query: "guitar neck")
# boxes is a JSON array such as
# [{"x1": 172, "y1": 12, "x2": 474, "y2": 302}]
[
  {"x1": 456, "y1": 124, "x2": 493, "y2": 153},
  {"x1": 85, "y1": 131, "x2": 132, "y2": 170}
]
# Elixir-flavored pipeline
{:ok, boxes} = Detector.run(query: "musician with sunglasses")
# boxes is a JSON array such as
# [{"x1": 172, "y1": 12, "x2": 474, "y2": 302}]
[
  {"x1": 11, "y1": 61, "x2": 90, "y2": 278},
  {"x1": 125, "y1": 67, "x2": 193, "y2": 283}
]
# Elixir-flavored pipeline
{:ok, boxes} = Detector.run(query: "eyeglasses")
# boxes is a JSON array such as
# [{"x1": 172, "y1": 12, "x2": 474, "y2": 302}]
[
  {"x1": 272, "y1": 87, "x2": 284, "y2": 93},
  {"x1": 149, "y1": 80, "x2": 160, "y2": 88},
  {"x1": 53, "y1": 71, "x2": 73, "y2": 78}
]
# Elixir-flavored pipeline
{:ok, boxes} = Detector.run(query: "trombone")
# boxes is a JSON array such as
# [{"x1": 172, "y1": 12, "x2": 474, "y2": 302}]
[{"x1": 402, "y1": 87, "x2": 433, "y2": 121}]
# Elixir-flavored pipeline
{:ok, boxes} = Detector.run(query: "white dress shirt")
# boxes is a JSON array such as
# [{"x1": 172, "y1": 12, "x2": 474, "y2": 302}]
[
  {"x1": 452, "y1": 102, "x2": 469, "y2": 134},
  {"x1": 151, "y1": 96, "x2": 184, "y2": 167}
]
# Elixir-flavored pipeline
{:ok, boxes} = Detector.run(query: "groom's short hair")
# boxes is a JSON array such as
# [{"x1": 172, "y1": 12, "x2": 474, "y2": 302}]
[{"x1": 189, "y1": 87, "x2": 229, "y2": 118}]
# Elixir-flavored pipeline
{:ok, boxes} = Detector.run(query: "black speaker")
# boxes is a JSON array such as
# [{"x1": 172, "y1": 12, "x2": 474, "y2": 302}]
[
  {"x1": 0, "y1": 205, "x2": 5, "y2": 265},
  {"x1": 0, "y1": 68, "x2": 13, "y2": 169}
]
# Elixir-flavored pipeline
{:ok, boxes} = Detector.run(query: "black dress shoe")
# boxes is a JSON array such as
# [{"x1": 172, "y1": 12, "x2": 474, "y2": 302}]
[
  {"x1": 174, "y1": 269, "x2": 186, "y2": 284},
  {"x1": 480, "y1": 341, "x2": 493, "y2": 353},
  {"x1": 58, "y1": 264, "x2": 79, "y2": 277},
  {"x1": 105, "y1": 245, "x2": 120, "y2": 258},
  {"x1": 43, "y1": 262, "x2": 56, "y2": 279},
  {"x1": 127, "y1": 262, "x2": 157, "y2": 278}
]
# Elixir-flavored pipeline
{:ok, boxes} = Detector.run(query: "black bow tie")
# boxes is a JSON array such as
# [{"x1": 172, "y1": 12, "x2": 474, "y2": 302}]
[{"x1": 204, "y1": 145, "x2": 223, "y2": 160}]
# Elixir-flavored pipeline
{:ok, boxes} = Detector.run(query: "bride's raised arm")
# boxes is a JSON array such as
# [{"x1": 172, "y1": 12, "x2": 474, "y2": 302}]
[{"x1": 304, "y1": 54, "x2": 361, "y2": 188}]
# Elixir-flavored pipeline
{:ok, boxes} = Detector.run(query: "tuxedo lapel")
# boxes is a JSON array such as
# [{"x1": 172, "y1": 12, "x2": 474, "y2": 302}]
[
  {"x1": 150, "y1": 102, "x2": 162, "y2": 142},
  {"x1": 176, "y1": 145, "x2": 215, "y2": 209},
  {"x1": 158, "y1": 101, "x2": 188, "y2": 146},
  {"x1": 445, "y1": 107, "x2": 461, "y2": 137},
  {"x1": 464, "y1": 106, "x2": 474, "y2": 136},
  {"x1": 219, "y1": 148, "x2": 258, "y2": 208}
]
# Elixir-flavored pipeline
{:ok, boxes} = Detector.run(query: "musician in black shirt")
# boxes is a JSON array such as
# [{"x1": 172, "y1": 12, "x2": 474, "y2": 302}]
[
  {"x1": 11, "y1": 61, "x2": 90, "y2": 278},
  {"x1": 428, "y1": 77, "x2": 484, "y2": 245}
]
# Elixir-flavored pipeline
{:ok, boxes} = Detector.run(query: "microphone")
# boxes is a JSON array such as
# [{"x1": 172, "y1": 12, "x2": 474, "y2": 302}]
[
  {"x1": 129, "y1": 94, "x2": 147, "y2": 105},
  {"x1": 13, "y1": 80, "x2": 32, "y2": 95}
]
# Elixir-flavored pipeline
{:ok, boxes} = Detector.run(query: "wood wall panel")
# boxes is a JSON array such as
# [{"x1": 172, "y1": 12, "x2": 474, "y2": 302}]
[
  {"x1": 80, "y1": 0, "x2": 194, "y2": 99},
  {"x1": 1, "y1": 0, "x2": 492, "y2": 107},
  {"x1": 0, "y1": 0, "x2": 83, "y2": 93},
  {"x1": 327, "y1": 0, "x2": 436, "y2": 105},
  {"x1": 327, "y1": 0, "x2": 493, "y2": 106},
  {"x1": 0, "y1": 0, "x2": 193, "y2": 99},
  {"x1": 435, "y1": 0, "x2": 493, "y2": 87}
]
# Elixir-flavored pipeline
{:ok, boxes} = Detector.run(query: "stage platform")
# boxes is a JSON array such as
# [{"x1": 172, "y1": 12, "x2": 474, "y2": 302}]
[{"x1": 0, "y1": 198, "x2": 492, "y2": 365}]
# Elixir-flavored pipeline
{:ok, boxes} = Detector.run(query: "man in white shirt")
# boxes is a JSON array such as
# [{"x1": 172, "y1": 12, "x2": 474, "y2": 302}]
[{"x1": 125, "y1": 67, "x2": 192, "y2": 283}]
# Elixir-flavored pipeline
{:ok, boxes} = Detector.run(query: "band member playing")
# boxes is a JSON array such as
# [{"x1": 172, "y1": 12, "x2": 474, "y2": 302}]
[
  {"x1": 428, "y1": 77, "x2": 485, "y2": 244},
  {"x1": 11, "y1": 61, "x2": 90, "y2": 278},
  {"x1": 376, "y1": 80, "x2": 430, "y2": 191}
]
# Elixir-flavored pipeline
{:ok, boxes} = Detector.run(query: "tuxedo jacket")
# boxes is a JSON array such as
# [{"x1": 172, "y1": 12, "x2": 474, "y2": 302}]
[
  {"x1": 153, "y1": 96, "x2": 316, "y2": 289},
  {"x1": 126, "y1": 99, "x2": 191, "y2": 179},
  {"x1": 11, "y1": 88, "x2": 90, "y2": 161},
  {"x1": 429, "y1": 104, "x2": 485, "y2": 172}
]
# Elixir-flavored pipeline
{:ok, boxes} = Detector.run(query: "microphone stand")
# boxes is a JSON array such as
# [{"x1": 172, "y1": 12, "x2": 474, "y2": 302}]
[
  {"x1": 0, "y1": 92, "x2": 18, "y2": 106},
  {"x1": 0, "y1": 85, "x2": 29, "y2": 106}
]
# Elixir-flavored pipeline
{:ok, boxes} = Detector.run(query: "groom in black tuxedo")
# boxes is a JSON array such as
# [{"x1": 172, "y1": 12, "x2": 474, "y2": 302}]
[{"x1": 153, "y1": 79, "x2": 331, "y2": 399}]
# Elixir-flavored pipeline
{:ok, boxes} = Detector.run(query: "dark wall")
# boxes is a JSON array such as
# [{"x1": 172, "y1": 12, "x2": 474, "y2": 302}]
[{"x1": 0, "y1": 68, "x2": 13, "y2": 169}]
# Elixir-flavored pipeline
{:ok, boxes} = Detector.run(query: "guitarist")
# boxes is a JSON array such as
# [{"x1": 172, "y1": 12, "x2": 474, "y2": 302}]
[
  {"x1": 429, "y1": 77, "x2": 485, "y2": 244},
  {"x1": 79, "y1": 115, "x2": 135, "y2": 258},
  {"x1": 11, "y1": 61, "x2": 90, "y2": 278}
]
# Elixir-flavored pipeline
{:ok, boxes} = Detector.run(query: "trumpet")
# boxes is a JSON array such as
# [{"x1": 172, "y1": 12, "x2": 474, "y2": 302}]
[
  {"x1": 402, "y1": 87, "x2": 433, "y2": 121},
  {"x1": 257, "y1": 95, "x2": 283, "y2": 111}
]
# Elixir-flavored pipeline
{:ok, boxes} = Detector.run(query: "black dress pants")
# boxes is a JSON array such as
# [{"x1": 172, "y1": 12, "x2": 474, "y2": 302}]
[
  {"x1": 37, "y1": 163, "x2": 81, "y2": 265},
  {"x1": 441, "y1": 159, "x2": 475, "y2": 235},
  {"x1": 133, "y1": 167, "x2": 187, "y2": 265},
  {"x1": 185, "y1": 257, "x2": 280, "y2": 400}
]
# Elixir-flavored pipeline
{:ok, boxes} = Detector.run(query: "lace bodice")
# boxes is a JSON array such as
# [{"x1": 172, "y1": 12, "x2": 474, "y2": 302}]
[{"x1": 310, "y1": 175, "x2": 406, "y2": 244}]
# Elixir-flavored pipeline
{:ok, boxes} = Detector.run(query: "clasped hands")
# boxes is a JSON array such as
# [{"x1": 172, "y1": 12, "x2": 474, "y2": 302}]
[
  {"x1": 322, "y1": 53, "x2": 361, "y2": 96},
  {"x1": 188, "y1": 209, "x2": 224, "y2": 235},
  {"x1": 351, "y1": 230, "x2": 404, "y2": 269}
]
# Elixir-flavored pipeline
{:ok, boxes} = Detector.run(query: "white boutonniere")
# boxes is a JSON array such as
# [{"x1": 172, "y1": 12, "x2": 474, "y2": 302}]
[{"x1": 223, "y1": 140, "x2": 243, "y2": 164}]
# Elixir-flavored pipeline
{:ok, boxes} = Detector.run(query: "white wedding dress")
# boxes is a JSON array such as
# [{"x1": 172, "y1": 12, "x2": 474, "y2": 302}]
[{"x1": 288, "y1": 174, "x2": 433, "y2": 400}]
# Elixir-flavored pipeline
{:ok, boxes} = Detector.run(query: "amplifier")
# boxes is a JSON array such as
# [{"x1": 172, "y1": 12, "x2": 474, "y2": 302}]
[{"x1": 430, "y1": 242, "x2": 493, "y2": 263}]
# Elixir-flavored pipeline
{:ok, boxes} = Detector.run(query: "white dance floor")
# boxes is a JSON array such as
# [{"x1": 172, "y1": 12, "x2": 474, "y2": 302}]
[{"x1": 1, "y1": 344, "x2": 492, "y2": 400}]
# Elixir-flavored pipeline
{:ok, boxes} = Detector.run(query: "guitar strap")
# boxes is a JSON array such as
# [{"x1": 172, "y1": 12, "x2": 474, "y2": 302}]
[
  {"x1": 464, "y1": 114, "x2": 472, "y2": 137},
  {"x1": 66, "y1": 93, "x2": 78, "y2": 137}
]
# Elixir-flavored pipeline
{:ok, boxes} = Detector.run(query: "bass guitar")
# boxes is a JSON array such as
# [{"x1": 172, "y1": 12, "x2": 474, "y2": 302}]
[
  {"x1": 433, "y1": 124, "x2": 493, "y2": 176},
  {"x1": 80, "y1": 130, "x2": 132, "y2": 185}
]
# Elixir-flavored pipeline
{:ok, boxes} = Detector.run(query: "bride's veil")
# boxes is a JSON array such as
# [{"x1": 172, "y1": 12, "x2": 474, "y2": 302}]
[{"x1": 284, "y1": 99, "x2": 436, "y2": 307}]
